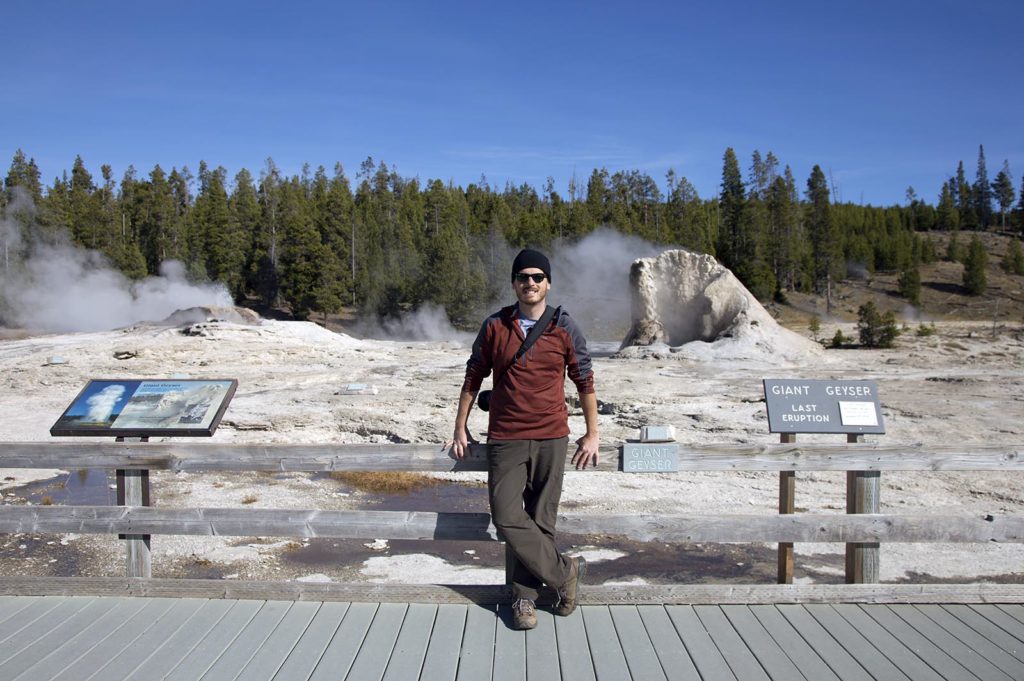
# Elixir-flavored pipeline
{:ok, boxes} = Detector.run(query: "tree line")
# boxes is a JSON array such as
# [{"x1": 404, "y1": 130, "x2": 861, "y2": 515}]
[{"x1": 1, "y1": 146, "x2": 1021, "y2": 328}]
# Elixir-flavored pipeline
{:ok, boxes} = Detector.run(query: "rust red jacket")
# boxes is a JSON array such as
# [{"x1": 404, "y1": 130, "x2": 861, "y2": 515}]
[{"x1": 462, "y1": 304, "x2": 595, "y2": 440}]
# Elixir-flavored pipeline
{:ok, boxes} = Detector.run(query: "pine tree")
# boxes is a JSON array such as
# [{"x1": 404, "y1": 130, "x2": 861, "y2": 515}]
[
  {"x1": 897, "y1": 265, "x2": 921, "y2": 305},
  {"x1": 251, "y1": 158, "x2": 283, "y2": 306},
  {"x1": 974, "y1": 145, "x2": 993, "y2": 228},
  {"x1": 992, "y1": 161, "x2": 1015, "y2": 230},
  {"x1": 229, "y1": 168, "x2": 261, "y2": 300},
  {"x1": 195, "y1": 163, "x2": 241, "y2": 292},
  {"x1": 962, "y1": 235, "x2": 988, "y2": 295},
  {"x1": 1003, "y1": 236, "x2": 1024, "y2": 274},
  {"x1": 857, "y1": 301, "x2": 899, "y2": 348},
  {"x1": 717, "y1": 148, "x2": 745, "y2": 270},
  {"x1": 946, "y1": 231, "x2": 962, "y2": 262},
  {"x1": 4, "y1": 149, "x2": 43, "y2": 205},
  {"x1": 167, "y1": 167, "x2": 193, "y2": 263},
  {"x1": 1003, "y1": 238, "x2": 1024, "y2": 275},
  {"x1": 936, "y1": 181, "x2": 959, "y2": 231},
  {"x1": 277, "y1": 175, "x2": 324, "y2": 319},
  {"x1": 3, "y1": 150, "x2": 43, "y2": 268},
  {"x1": 955, "y1": 161, "x2": 978, "y2": 229},
  {"x1": 136, "y1": 165, "x2": 177, "y2": 273},
  {"x1": 806, "y1": 165, "x2": 842, "y2": 309},
  {"x1": 68, "y1": 155, "x2": 101, "y2": 249}
]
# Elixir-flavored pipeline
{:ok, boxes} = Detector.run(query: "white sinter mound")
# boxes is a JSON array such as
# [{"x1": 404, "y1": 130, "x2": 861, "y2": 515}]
[{"x1": 620, "y1": 249, "x2": 822, "y2": 363}]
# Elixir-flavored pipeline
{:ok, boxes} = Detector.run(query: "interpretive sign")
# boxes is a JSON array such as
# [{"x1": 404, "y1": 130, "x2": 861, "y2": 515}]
[
  {"x1": 622, "y1": 443, "x2": 679, "y2": 472},
  {"x1": 51, "y1": 378, "x2": 237, "y2": 437},
  {"x1": 763, "y1": 379, "x2": 884, "y2": 434}
]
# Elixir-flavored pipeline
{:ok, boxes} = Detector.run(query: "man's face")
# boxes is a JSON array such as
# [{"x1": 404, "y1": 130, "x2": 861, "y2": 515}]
[{"x1": 513, "y1": 268, "x2": 549, "y2": 305}]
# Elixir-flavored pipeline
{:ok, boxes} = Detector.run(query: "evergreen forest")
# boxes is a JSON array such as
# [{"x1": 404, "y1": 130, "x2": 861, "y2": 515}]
[{"x1": 2, "y1": 145, "x2": 1021, "y2": 329}]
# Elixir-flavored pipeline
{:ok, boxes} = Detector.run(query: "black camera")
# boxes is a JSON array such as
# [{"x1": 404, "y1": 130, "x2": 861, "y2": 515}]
[{"x1": 477, "y1": 389, "x2": 492, "y2": 412}]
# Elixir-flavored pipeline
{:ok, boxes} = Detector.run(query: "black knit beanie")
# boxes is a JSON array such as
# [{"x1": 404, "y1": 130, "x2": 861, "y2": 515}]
[{"x1": 511, "y1": 249, "x2": 551, "y2": 283}]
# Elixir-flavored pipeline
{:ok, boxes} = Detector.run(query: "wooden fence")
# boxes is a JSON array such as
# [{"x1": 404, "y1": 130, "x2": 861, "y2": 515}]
[{"x1": 1, "y1": 441, "x2": 1023, "y2": 604}]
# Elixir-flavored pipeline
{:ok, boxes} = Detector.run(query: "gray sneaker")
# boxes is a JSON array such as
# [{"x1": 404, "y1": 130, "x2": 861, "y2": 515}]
[
  {"x1": 512, "y1": 598, "x2": 538, "y2": 630},
  {"x1": 555, "y1": 556, "x2": 586, "y2": 616}
]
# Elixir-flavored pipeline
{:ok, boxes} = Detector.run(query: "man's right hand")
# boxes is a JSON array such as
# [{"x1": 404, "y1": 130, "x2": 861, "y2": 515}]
[{"x1": 448, "y1": 391, "x2": 480, "y2": 460}]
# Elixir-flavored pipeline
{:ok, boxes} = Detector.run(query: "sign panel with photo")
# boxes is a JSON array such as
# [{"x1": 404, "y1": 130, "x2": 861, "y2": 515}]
[{"x1": 50, "y1": 379, "x2": 237, "y2": 437}]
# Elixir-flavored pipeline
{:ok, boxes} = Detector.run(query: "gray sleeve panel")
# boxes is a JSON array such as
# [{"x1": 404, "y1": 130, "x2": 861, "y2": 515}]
[
  {"x1": 462, "y1": 311, "x2": 500, "y2": 392},
  {"x1": 557, "y1": 309, "x2": 595, "y2": 388}
]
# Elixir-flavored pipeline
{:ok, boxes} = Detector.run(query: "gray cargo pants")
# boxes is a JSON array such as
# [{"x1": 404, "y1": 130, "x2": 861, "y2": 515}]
[{"x1": 487, "y1": 437, "x2": 572, "y2": 601}]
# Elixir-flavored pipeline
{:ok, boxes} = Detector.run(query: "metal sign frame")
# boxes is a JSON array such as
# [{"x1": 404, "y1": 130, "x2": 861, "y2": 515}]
[
  {"x1": 763, "y1": 378, "x2": 885, "y2": 435},
  {"x1": 50, "y1": 378, "x2": 238, "y2": 438}
]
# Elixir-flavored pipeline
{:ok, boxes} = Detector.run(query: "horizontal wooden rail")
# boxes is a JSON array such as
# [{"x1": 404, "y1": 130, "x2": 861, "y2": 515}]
[
  {"x1": 4, "y1": 577, "x2": 1024, "y2": 605},
  {"x1": 2, "y1": 441, "x2": 1023, "y2": 472},
  {"x1": 4, "y1": 506, "x2": 1024, "y2": 543}
]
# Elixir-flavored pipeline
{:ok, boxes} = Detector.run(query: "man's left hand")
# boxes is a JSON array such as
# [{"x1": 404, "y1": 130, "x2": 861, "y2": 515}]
[{"x1": 571, "y1": 433, "x2": 599, "y2": 469}]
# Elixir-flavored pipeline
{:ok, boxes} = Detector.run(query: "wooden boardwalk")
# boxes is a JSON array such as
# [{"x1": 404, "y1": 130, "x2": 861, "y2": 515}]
[{"x1": 3, "y1": 596, "x2": 1024, "y2": 680}]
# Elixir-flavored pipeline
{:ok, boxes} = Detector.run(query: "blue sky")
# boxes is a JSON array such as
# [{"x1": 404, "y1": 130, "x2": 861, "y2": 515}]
[{"x1": 2, "y1": 0, "x2": 1020, "y2": 206}]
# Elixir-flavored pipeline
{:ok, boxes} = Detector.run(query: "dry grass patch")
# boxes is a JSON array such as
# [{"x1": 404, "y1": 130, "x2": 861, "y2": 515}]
[
  {"x1": 241, "y1": 494, "x2": 258, "y2": 505},
  {"x1": 329, "y1": 471, "x2": 442, "y2": 494}
]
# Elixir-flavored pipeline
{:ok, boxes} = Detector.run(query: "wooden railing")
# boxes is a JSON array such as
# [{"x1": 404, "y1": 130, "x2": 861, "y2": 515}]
[{"x1": 1, "y1": 441, "x2": 1023, "y2": 604}]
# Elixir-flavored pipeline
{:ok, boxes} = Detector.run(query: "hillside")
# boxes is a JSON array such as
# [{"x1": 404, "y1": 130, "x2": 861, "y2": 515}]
[{"x1": 775, "y1": 231, "x2": 1024, "y2": 330}]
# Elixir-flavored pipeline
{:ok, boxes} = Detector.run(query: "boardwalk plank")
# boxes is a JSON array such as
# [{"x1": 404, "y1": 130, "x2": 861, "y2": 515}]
[
  {"x1": 187, "y1": 599, "x2": 291, "y2": 680},
  {"x1": 914, "y1": 604, "x2": 1024, "y2": 679},
  {"x1": 805, "y1": 604, "x2": 914, "y2": 681},
  {"x1": 665, "y1": 605, "x2": 737, "y2": 681},
  {"x1": 526, "y1": 609, "x2": 561, "y2": 681},
  {"x1": 581, "y1": 605, "x2": 631, "y2": 681},
  {"x1": 419, "y1": 604, "x2": 467, "y2": 681},
  {"x1": 635, "y1": 606, "x2": 700, "y2": 681},
  {"x1": 272, "y1": 602, "x2": 350, "y2": 681},
  {"x1": 694, "y1": 605, "x2": 769, "y2": 681},
  {"x1": 776, "y1": 604, "x2": 874, "y2": 681},
  {"x1": 720, "y1": 605, "x2": 808, "y2": 681},
  {"x1": 885, "y1": 604, "x2": 1012, "y2": 681},
  {"x1": 609, "y1": 605, "x2": 667, "y2": 681},
  {"x1": 43, "y1": 598, "x2": 176, "y2": 681},
  {"x1": 343, "y1": 602, "x2": 408, "y2": 681},
  {"x1": 88, "y1": 599, "x2": 210, "y2": 681},
  {"x1": 0, "y1": 596, "x2": 37, "y2": 622},
  {"x1": 994, "y1": 605, "x2": 1024, "y2": 627},
  {"x1": 238, "y1": 600, "x2": 323, "y2": 681},
  {"x1": 161, "y1": 600, "x2": 264, "y2": 681},
  {"x1": 0, "y1": 596, "x2": 87, "y2": 648},
  {"x1": 969, "y1": 605, "x2": 1024, "y2": 648},
  {"x1": 554, "y1": 608, "x2": 597, "y2": 681},
  {"x1": 383, "y1": 604, "x2": 438, "y2": 681},
  {"x1": 456, "y1": 604, "x2": 496, "y2": 681},
  {"x1": 830, "y1": 604, "x2": 946, "y2": 681},
  {"x1": 307, "y1": 602, "x2": 378, "y2": 681},
  {"x1": 748, "y1": 605, "x2": 840, "y2": 681},
  {"x1": 493, "y1": 605, "x2": 526, "y2": 681},
  {"x1": 0, "y1": 597, "x2": 126, "y2": 679},
  {"x1": 856, "y1": 604, "x2": 980, "y2": 681},
  {"x1": 944, "y1": 605, "x2": 1024, "y2": 662},
  {"x1": 122, "y1": 600, "x2": 237, "y2": 681}
]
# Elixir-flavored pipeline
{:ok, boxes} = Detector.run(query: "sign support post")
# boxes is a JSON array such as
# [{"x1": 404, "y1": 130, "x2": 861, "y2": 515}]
[
  {"x1": 845, "y1": 433, "x2": 880, "y2": 583},
  {"x1": 777, "y1": 433, "x2": 796, "y2": 584},
  {"x1": 115, "y1": 436, "x2": 151, "y2": 579}
]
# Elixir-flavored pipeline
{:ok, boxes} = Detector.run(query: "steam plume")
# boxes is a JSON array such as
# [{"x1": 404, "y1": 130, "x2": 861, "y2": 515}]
[{"x1": 0, "y1": 202, "x2": 232, "y2": 333}]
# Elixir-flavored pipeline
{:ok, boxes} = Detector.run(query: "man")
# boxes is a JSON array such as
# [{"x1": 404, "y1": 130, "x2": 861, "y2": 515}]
[{"x1": 450, "y1": 248, "x2": 599, "y2": 630}]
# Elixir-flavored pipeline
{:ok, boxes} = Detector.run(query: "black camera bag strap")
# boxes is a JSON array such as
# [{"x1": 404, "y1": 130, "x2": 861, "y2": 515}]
[{"x1": 496, "y1": 304, "x2": 560, "y2": 388}]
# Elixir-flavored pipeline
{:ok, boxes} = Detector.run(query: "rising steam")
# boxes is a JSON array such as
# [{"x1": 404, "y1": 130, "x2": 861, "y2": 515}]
[{"x1": 0, "y1": 198, "x2": 232, "y2": 333}]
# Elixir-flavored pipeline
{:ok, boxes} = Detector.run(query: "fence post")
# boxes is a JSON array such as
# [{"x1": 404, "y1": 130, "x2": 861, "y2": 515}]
[
  {"x1": 845, "y1": 433, "x2": 879, "y2": 583},
  {"x1": 777, "y1": 433, "x2": 796, "y2": 584},
  {"x1": 115, "y1": 437, "x2": 151, "y2": 579}
]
